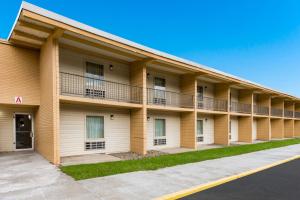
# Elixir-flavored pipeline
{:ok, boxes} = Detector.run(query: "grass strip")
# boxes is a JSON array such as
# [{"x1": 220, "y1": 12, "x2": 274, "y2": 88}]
[{"x1": 61, "y1": 138, "x2": 300, "y2": 180}]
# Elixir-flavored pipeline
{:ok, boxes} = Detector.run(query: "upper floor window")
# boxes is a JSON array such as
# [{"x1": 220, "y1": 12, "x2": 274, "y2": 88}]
[
  {"x1": 154, "y1": 77, "x2": 166, "y2": 90},
  {"x1": 197, "y1": 86, "x2": 204, "y2": 101},
  {"x1": 86, "y1": 62, "x2": 104, "y2": 79}
]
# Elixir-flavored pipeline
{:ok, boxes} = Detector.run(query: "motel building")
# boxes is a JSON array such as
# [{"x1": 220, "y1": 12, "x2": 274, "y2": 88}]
[{"x1": 1, "y1": 2, "x2": 300, "y2": 165}]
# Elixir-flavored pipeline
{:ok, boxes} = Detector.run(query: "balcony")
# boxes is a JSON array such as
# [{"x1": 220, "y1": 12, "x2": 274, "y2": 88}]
[
  {"x1": 230, "y1": 101, "x2": 252, "y2": 114},
  {"x1": 295, "y1": 112, "x2": 300, "y2": 119},
  {"x1": 253, "y1": 105, "x2": 269, "y2": 116},
  {"x1": 198, "y1": 96, "x2": 228, "y2": 112},
  {"x1": 147, "y1": 88, "x2": 194, "y2": 108},
  {"x1": 284, "y1": 110, "x2": 294, "y2": 118},
  {"x1": 60, "y1": 72, "x2": 142, "y2": 104},
  {"x1": 271, "y1": 108, "x2": 283, "y2": 117}
]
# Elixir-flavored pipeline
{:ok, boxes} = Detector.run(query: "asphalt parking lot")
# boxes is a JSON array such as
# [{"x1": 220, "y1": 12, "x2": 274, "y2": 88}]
[{"x1": 181, "y1": 158, "x2": 300, "y2": 200}]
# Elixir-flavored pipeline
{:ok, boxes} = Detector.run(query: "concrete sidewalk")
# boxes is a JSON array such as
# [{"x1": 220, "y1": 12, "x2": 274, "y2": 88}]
[{"x1": 79, "y1": 144, "x2": 300, "y2": 200}]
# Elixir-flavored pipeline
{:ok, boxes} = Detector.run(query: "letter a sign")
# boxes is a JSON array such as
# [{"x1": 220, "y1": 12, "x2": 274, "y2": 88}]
[{"x1": 15, "y1": 96, "x2": 23, "y2": 104}]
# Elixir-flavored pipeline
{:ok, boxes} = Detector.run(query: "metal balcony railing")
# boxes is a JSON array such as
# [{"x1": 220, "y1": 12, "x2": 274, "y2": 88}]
[
  {"x1": 295, "y1": 112, "x2": 300, "y2": 119},
  {"x1": 284, "y1": 110, "x2": 294, "y2": 118},
  {"x1": 271, "y1": 108, "x2": 283, "y2": 117},
  {"x1": 147, "y1": 88, "x2": 194, "y2": 108},
  {"x1": 60, "y1": 72, "x2": 143, "y2": 104},
  {"x1": 198, "y1": 96, "x2": 228, "y2": 112},
  {"x1": 230, "y1": 101, "x2": 252, "y2": 114},
  {"x1": 253, "y1": 105, "x2": 269, "y2": 116}
]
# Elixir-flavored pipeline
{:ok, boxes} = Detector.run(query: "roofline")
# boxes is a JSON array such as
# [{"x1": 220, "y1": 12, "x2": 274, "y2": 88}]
[{"x1": 8, "y1": 1, "x2": 300, "y2": 100}]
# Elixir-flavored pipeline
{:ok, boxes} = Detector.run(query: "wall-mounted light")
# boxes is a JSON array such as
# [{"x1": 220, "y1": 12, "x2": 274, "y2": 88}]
[
  {"x1": 204, "y1": 86, "x2": 208, "y2": 89},
  {"x1": 109, "y1": 64, "x2": 114, "y2": 71},
  {"x1": 205, "y1": 118, "x2": 208, "y2": 121},
  {"x1": 110, "y1": 114, "x2": 114, "y2": 120},
  {"x1": 28, "y1": 115, "x2": 32, "y2": 120},
  {"x1": 147, "y1": 116, "x2": 150, "y2": 121},
  {"x1": 147, "y1": 73, "x2": 150, "y2": 80}
]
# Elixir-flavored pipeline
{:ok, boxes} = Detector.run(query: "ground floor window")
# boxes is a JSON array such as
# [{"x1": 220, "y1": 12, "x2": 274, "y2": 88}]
[
  {"x1": 85, "y1": 116, "x2": 105, "y2": 150},
  {"x1": 154, "y1": 118, "x2": 166, "y2": 145},
  {"x1": 197, "y1": 119, "x2": 204, "y2": 142}
]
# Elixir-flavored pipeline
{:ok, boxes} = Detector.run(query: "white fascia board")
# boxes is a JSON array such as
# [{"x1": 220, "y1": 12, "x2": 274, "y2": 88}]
[{"x1": 8, "y1": 1, "x2": 299, "y2": 99}]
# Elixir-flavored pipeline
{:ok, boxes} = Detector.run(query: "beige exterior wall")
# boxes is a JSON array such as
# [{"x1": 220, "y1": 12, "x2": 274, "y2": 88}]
[
  {"x1": 230, "y1": 116, "x2": 239, "y2": 142},
  {"x1": 60, "y1": 104, "x2": 130, "y2": 156},
  {"x1": 252, "y1": 119, "x2": 257, "y2": 140},
  {"x1": 271, "y1": 118, "x2": 284, "y2": 139},
  {"x1": 147, "y1": 69, "x2": 180, "y2": 92},
  {"x1": 197, "y1": 81, "x2": 214, "y2": 98},
  {"x1": 59, "y1": 48, "x2": 130, "y2": 84},
  {"x1": 147, "y1": 112, "x2": 180, "y2": 150},
  {"x1": 35, "y1": 37, "x2": 60, "y2": 164},
  {"x1": 284, "y1": 119, "x2": 294, "y2": 138},
  {"x1": 197, "y1": 114, "x2": 214, "y2": 144},
  {"x1": 257, "y1": 117, "x2": 270, "y2": 140},
  {"x1": 0, "y1": 106, "x2": 36, "y2": 152},
  {"x1": 0, "y1": 43, "x2": 40, "y2": 106}
]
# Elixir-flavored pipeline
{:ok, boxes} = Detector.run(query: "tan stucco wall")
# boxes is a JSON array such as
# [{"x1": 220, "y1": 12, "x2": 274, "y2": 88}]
[{"x1": 0, "y1": 43, "x2": 40, "y2": 105}]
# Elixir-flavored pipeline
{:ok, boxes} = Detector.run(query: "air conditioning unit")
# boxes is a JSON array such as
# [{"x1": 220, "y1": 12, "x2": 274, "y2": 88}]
[
  {"x1": 153, "y1": 138, "x2": 166, "y2": 146},
  {"x1": 85, "y1": 141, "x2": 105, "y2": 150}
]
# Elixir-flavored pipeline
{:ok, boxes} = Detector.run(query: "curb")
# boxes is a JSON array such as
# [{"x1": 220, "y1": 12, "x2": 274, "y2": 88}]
[{"x1": 155, "y1": 155, "x2": 300, "y2": 200}]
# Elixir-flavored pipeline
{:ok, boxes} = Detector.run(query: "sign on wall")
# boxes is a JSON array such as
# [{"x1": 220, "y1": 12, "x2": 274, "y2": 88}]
[{"x1": 15, "y1": 96, "x2": 23, "y2": 104}]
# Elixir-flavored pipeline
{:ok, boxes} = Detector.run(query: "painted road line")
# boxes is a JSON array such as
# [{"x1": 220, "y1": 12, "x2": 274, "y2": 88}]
[{"x1": 155, "y1": 155, "x2": 300, "y2": 200}]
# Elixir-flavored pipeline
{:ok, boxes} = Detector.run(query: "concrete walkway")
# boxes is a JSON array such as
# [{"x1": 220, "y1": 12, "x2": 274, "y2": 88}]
[
  {"x1": 79, "y1": 144, "x2": 300, "y2": 200},
  {"x1": 0, "y1": 151, "x2": 99, "y2": 200}
]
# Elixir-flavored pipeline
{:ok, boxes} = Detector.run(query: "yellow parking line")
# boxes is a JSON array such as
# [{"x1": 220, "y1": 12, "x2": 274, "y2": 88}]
[{"x1": 155, "y1": 155, "x2": 300, "y2": 200}]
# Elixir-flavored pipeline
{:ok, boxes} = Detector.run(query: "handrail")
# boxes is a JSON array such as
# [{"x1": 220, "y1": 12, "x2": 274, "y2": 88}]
[
  {"x1": 198, "y1": 96, "x2": 228, "y2": 112},
  {"x1": 60, "y1": 72, "x2": 143, "y2": 104},
  {"x1": 230, "y1": 101, "x2": 251, "y2": 114},
  {"x1": 253, "y1": 104, "x2": 269, "y2": 116},
  {"x1": 147, "y1": 88, "x2": 194, "y2": 108},
  {"x1": 271, "y1": 108, "x2": 283, "y2": 117}
]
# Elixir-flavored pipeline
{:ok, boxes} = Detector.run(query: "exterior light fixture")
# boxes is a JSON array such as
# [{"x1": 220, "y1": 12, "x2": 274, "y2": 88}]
[
  {"x1": 109, "y1": 64, "x2": 114, "y2": 71},
  {"x1": 147, "y1": 116, "x2": 150, "y2": 121},
  {"x1": 110, "y1": 114, "x2": 114, "y2": 120},
  {"x1": 147, "y1": 73, "x2": 150, "y2": 79}
]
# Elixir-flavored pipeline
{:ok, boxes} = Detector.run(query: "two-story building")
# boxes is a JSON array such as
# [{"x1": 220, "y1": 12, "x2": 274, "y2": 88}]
[{"x1": 1, "y1": 2, "x2": 300, "y2": 165}]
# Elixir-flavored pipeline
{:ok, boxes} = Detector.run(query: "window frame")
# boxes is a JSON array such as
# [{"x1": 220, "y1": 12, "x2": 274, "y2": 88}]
[
  {"x1": 154, "y1": 118, "x2": 166, "y2": 139},
  {"x1": 85, "y1": 115, "x2": 105, "y2": 142}
]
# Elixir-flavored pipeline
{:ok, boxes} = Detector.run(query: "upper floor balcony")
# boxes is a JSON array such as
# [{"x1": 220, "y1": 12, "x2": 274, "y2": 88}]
[
  {"x1": 284, "y1": 110, "x2": 294, "y2": 118},
  {"x1": 253, "y1": 104, "x2": 269, "y2": 116},
  {"x1": 197, "y1": 96, "x2": 228, "y2": 112},
  {"x1": 147, "y1": 88, "x2": 194, "y2": 108},
  {"x1": 230, "y1": 101, "x2": 252, "y2": 114},
  {"x1": 271, "y1": 108, "x2": 283, "y2": 117},
  {"x1": 295, "y1": 111, "x2": 300, "y2": 119},
  {"x1": 60, "y1": 72, "x2": 143, "y2": 104}
]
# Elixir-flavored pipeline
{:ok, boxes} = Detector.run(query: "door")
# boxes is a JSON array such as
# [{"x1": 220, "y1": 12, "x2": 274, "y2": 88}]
[{"x1": 15, "y1": 114, "x2": 33, "y2": 150}]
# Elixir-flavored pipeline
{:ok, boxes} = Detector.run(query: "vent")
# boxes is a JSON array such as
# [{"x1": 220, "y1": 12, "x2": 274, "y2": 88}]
[
  {"x1": 197, "y1": 136, "x2": 203, "y2": 142},
  {"x1": 85, "y1": 141, "x2": 105, "y2": 150},
  {"x1": 153, "y1": 98, "x2": 166, "y2": 105},
  {"x1": 154, "y1": 138, "x2": 166, "y2": 146},
  {"x1": 86, "y1": 89, "x2": 105, "y2": 98}
]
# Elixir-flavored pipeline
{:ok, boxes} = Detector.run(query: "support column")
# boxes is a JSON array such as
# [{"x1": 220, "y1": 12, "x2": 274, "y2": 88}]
[
  {"x1": 257, "y1": 117, "x2": 271, "y2": 140},
  {"x1": 238, "y1": 90, "x2": 253, "y2": 143},
  {"x1": 214, "y1": 84, "x2": 230, "y2": 145},
  {"x1": 180, "y1": 74, "x2": 197, "y2": 149},
  {"x1": 130, "y1": 61, "x2": 147, "y2": 154},
  {"x1": 295, "y1": 120, "x2": 300, "y2": 137},
  {"x1": 284, "y1": 119, "x2": 294, "y2": 138},
  {"x1": 35, "y1": 35, "x2": 60, "y2": 164},
  {"x1": 271, "y1": 118, "x2": 284, "y2": 139}
]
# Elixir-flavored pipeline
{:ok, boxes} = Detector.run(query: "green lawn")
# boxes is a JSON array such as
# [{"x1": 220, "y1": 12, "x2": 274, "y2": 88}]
[{"x1": 60, "y1": 138, "x2": 300, "y2": 180}]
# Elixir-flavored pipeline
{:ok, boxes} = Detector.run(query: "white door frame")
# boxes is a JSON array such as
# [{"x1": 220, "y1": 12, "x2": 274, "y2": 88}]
[{"x1": 13, "y1": 112, "x2": 34, "y2": 151}]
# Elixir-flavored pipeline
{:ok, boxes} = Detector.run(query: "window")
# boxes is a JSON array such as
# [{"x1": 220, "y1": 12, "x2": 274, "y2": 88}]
[
  {"x1": 154, "y1": 119, "x2": 166, "y2": 145},
  {"x1": 85, "y1": 116, "x2": 105, "y2": 150},
  {"x1": 154, "y1": 77, "x2": 166, "y2": 89},
  {"x1": 197, "y1": 86, "x2": 204, "y2": 101},
  {"x1": 153, "y1": 77, "x2": 166, "y2": 105},
  {"x1": 85, "y1": 62, "x2": 105, "y2": 98},
  {"x1": 197, "y1": 120, "x2": 204, "y2": 142}
]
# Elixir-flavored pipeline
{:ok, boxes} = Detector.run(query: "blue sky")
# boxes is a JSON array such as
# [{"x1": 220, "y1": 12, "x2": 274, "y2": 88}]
[{"x1": 1, "y1": 0, "x2": 300, "y2": 96}]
